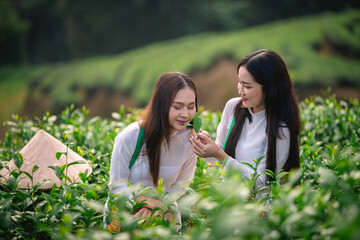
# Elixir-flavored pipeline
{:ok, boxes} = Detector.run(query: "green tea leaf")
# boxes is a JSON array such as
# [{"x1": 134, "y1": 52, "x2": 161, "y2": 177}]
[
  {"x1": 241, "y1": 162, "x2": 256, "y2": 171},
  {"x1": 0, "y1": 211, "x2": 11, "y2": 229},
  {"x1": 194, "y1": 117, "x2": 202, "y2": 133},
  {"x1": 56, "y1": 152, "x2": 63, "y2": 160},
  {"x1": 14, "y1": 152, "x2": 23, "y2": 169},
  {"x1": 32, "y1": 165, "x2": 39, "y2": 173},
  {"x1": 67, "y1": 160, "x2": 86, "y2": 167},
  {"x1": 22, "y1": 171, "x2": 33, "y2": 181},
  {"x1": 193, "y1": 111, "x2": 199, "y2": 120},
  {"x1": 79, "y1": 172, "x2": 87, "y2": 182},
  {"x1": 64, "y1": 132, "x2": 69, "y2": 140},
  {"x1": 33, "y1": 180, "x2": 51, "y2": 191},
  {"x1": 133, "y1": 202, "x2": 149, "y2": 211},
  {"x1": 49, "y1": 166, "x2": 62, "y2": 180},
  {"x1": 151, "y1": 207, "x2": 162, "y2": 217},
  {"x1": 60, "y1": 164, "x2": 67, "y2": 174},
  {"x1": 62, "y1": 175, "x2": 72, "y2": 183},
  {"x1": 7, "y1": 175, "x2": 17, "y2": 188}
]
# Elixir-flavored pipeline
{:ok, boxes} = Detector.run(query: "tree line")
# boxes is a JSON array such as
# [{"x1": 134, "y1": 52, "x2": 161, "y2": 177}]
[{"x1": 1, "y1": 0, "x2": 359, "y2": 66}]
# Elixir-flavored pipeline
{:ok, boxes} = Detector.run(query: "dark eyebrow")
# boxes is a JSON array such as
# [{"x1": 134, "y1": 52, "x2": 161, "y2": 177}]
[
  {"x1": 238, "y1": 79, "x2": 252, "y2": 85},
  {"x1": 172, "y1": 101, "x2": 196, "y2": 105}
]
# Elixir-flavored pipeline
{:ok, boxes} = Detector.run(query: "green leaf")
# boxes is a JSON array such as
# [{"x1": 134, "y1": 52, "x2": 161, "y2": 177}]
[
  {"x1": 60, "y1": 164, "x2": 67, "y2": 174},
  {"x1": 21, "y1": 171, "x2": 33, "y2": 181},
  {"x1": 64, "y1": 132, "x2": 69, "y2": 140},
  {"x1": 33, "y1": 180, "x2": 51, "y2": 191},
  {"x1": 158, "y1": 178, "x2": 163, "y2": 187},
  {"x1": 133, "y1": 202, "x2": 149, "y2": 211},
  {"x1": 193, "y1": 117, "x2": 202, "y2": 133},
  {"x1": 164, "y1": 208, "x2": 177, "y2": 215},
  {"x1": 151, "y1": 207, "x2": 162, "y2": 217},
  {"x1": 277, "y1": 171, "x2": 289, "y2": 180},
  {"x1": 14, "y1": 152, "x2": 23, "y2": 169},
  {"x1": 10, "y1": 170, "x2": 21, "y2": 179},
  {"x1": 79, "y1": 172, "x2": 87, "y2": 182},
  {"x1": 62, "y1": 175, "x2": 72, "y2": 184},
  {"x1": 56, "y1": 152, "x2": 63, "y2": 160},
  {"x1": 49, "y1": 166, "x2": 62, "y2": 180},
  {"x1": 265, "y1": 169, "x2": 275, "y2": 179},
  {"x1": 255, "y1": 156, "x2": 265, "y2": 167},
  {"x1": 156, "y1": 178, "x2": 164, "y2": 195},
  {"x1": 193, "y1": 111, "x2": 199, "y2": 120},
  {"x1": 136, "y1": 186, "x2": 152, "y2": 197},
  {"x1": 32, "y1": 165, "x2": 39, "y2": 173},
  {"x1": 7, "y1": 175, "x2": 17, "y2": 188},
  {"x1": 241, "y1": 162, "x2": 256, "y2": 171},
  {"x1": 0, "y1": 211, "x2": 11, "y2": 229},
  {"x1": 67, "y1": 160, "x2": 86, "y2": 167}
]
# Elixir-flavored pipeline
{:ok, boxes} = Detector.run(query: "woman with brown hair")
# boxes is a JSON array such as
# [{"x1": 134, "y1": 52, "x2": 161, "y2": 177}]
[{"x1": 107, "y1": 72, "x2": 198, "y2": 230}]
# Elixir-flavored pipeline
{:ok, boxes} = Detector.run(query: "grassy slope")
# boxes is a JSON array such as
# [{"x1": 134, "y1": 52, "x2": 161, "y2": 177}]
[
  {"x1": 0, "y1": 10, "x2": 359, "y2": 122},
  {"x1": 0, "y1": 67, "x2": 39, "y2": 122}
]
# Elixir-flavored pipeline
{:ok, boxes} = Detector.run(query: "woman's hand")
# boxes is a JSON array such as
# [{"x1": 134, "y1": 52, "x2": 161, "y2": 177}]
[
  {"x1": 135, "y1": 207, "x2": 152, "y2": 218},
  {"x1": 136, "y1": 195, "x2": 161, "y2": 209},
  {"x1": 134, "y1": 196, "x2": 175, "y2": 220},
  {"x1": 190, "y1": 129, "x2": 210, "y2": 144},
  {"x1": 190, "y1": 133, "x2": 228, "y2": 162}
]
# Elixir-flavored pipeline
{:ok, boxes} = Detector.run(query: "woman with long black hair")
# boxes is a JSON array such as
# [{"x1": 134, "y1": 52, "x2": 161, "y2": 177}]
[{"x1": 190, "y1": 49, "x2": 301, "y2": 188}]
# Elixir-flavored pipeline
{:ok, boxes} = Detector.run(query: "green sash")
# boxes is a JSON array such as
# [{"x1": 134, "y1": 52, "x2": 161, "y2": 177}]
[
  {"x1": 222, "y1": 118, "x2": 235, "y2": 150},
  {"x1": 128, "y1": 127, "x2": 145, "y2": 169}
]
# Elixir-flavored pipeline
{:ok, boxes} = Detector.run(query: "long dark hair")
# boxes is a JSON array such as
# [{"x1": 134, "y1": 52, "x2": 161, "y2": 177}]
[
  {"x1": 224, "y1": 49, "x2": 301, "y2": 182},
  {"x1": 141, "y1": 72, "x2": 198, "y2": 185}
]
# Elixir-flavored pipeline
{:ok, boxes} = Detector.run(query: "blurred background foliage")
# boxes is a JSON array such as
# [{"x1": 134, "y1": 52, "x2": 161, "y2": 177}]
[
  {"x1": 1, "y1": 0, "x2": 359, "y2": 65},
  {"x1": 0, "y1": 1, "x2": 360, "y2": 139}
]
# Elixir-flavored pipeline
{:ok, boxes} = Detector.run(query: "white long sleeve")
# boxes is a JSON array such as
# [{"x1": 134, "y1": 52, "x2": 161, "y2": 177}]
[
  {"x1": 108, "y1": 122, "x2": 197, "y2": 200},
  {"x1": 214, "y1": 98, "x2": 290, "y2": 188}
]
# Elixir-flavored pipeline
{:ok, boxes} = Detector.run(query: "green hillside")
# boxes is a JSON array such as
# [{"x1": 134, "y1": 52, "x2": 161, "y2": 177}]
[{"x1": 1, "y1": 10, "x2": 359, "y2": 121}]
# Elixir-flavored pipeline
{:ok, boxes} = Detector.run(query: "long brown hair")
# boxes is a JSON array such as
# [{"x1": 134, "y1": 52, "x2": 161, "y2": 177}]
[
  {"x1": 141, "y1": 72, "x2": 198, "y2": 185},
  {"x1": 224, "y1": 49, "x2": 301, "y2": 182}
]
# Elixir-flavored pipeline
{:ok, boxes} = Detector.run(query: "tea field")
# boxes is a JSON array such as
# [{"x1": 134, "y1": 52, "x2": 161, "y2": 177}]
[
  {"x1": 1, "y1": 9, "x2": 360, "y2": 127},
  {"x1": 0, "y1": 94, "x2": 359, "y2": 239}
]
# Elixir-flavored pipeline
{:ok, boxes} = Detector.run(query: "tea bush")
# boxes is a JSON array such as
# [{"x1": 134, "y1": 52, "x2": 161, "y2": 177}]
[{"x1": 0, "y1": 95, "x2": 359, "y2": 239}]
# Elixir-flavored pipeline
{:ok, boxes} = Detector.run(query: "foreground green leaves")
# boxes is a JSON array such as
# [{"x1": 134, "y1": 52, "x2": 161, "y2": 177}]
[
  {"x1": 0, "y1": 95, "x2": 360, "y2": 239},
  {"x1": 184, "y1": 111, "x2": 202, "y2": 133}
]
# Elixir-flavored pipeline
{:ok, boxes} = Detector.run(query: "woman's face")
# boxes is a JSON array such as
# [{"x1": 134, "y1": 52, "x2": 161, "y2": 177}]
[
  {"x1": 168, "y1": 86, "x2": 196, "y2": 134},
  {"x1": 237, "y1": 66, "x2": 265, "y2": 114}
]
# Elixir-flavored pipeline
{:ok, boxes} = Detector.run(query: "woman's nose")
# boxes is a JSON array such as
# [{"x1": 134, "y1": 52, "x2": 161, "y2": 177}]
[
  {"x1": 238, "y1": 85, "x2": 244, "y2": 96},
  {"x1": 180, "y1": 109, "x2": 188, "y2": 117}
]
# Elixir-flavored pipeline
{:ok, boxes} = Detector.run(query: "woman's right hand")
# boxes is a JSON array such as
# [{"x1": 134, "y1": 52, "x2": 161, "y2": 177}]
[
  {"x1": 190, "y1": 129, "x2": 210, "y2": 144},
  {"x1": 190, "y1": 133, "x2": 228, "y2": 162}
]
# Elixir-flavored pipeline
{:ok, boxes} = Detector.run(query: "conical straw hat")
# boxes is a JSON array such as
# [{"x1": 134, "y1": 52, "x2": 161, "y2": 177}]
[{"x1": 0, "y1": 130, "x2": 92, "y2": 189}]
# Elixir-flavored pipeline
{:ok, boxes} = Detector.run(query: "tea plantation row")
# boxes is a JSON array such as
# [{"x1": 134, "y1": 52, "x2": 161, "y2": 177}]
[{"x1": 0, "y1": 95, "x2": 359, "y2": 239}]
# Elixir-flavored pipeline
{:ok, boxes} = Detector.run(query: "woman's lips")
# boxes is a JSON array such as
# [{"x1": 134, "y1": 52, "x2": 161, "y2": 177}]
[
  {"x1": 177, "y1": 120, "x2": 188, "y2": 125},
  {"x1": 242, "y1": 98, "x2": 248, "y2": 101}
]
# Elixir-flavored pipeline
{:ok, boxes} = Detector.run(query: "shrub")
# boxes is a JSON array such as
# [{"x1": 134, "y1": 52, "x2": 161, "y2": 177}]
[{"x1": 0, "y1": 96, "x2": 359, "y2": 239}]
